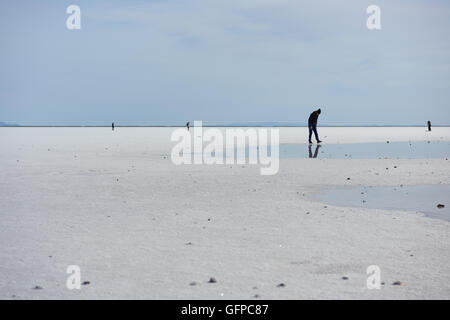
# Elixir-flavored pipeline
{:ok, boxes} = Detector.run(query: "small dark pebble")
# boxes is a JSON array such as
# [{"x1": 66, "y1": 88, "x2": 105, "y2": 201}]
[
  {"x1": 189, "y1": 282, "x2": 197, "y2": 286},
  {"x1": 254, "y1": 294, "x2": 260, "y2": 298},
  {"x1": 82, "y1": 281, "x2": 90, "y2": 286},
  {"x1": 341, "y1": 276, "x2": 349, "y2": 280},
  {"x1": 208, "y1": 277, "x2": 217, "y2": 283},
  {"x1": 437, "y1": 204, "x2": 445, "y2": 209},
  {"x1": 32, "y1": 286, "x2": 43, "y2": 290},
  {"x1": 277, "y1": 283, "x2": 285, "y2": 288},
  {"x1": 347, "y1": 178, "x2": 351, "y2": 180},
  {"x1": 392, "y1": 281, "x2": 402, "y2": 286}
]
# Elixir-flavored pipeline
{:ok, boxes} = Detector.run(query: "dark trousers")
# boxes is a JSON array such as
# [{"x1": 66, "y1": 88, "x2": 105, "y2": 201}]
[{"x1": 309, "y1": 124, "x2": 319, "y2": 142}]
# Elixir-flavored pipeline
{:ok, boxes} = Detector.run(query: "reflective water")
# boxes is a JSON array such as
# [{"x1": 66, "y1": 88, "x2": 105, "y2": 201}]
[
  {"x1": 316, "y1": 184, "x2": 450, "y2": 221},
  {"x1": 221, "y1": 141, "x2": 450, "y2": 160},
  {"x1": 281, "y1": 141, "x2": 450, "y2": 159}
]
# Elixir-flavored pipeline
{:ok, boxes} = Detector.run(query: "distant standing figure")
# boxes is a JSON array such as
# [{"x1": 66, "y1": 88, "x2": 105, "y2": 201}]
[
  {"x1": 308, "y1": 108, "x2": 322, "y2": 144},
  {"x1": 427, "y1": 121, "x2": 431, "y2": 131},
  {"x1": 186, "y1": 122, "x2": 190, "y2": 131},
  {"x1": 112, "y1": 122, "x2": 115, "y2": 131}
]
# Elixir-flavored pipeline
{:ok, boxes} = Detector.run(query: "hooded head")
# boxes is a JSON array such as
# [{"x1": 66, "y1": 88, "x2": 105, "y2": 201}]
[{"x1": 317, "y1": 108, "x2": 321, "y2": 114}]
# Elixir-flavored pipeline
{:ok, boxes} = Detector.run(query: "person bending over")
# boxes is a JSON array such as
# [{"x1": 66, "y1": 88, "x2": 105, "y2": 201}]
[{"x1": 308, "y1": 108, "x2": 322, "y2": 144}]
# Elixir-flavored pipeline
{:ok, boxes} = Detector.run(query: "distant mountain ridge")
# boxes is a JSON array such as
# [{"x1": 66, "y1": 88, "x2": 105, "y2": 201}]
[{"x1": 0, "y1": 121, "x2": 19, "y2": 126}]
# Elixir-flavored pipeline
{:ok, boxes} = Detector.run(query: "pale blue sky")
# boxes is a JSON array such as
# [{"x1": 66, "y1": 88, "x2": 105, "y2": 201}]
[{"x1": 1, "y1": 0, "x2": 449, "y2": 125}]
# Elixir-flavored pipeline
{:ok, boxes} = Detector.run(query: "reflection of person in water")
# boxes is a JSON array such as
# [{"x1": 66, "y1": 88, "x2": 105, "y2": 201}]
[{"x1": 308, "y1": 144, "x2": 321, "y2": 158}]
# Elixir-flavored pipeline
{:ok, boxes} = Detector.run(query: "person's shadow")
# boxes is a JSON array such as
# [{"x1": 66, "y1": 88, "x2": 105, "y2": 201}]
[{"x1": 308, "y1": 144, "x2": 321, "y2": 158}]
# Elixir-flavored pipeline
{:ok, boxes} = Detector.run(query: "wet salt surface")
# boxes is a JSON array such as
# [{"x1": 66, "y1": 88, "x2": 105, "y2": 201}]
[
  {"x1": 281, "y1": 141, "x2": 450, "y2": 159},
  {"x1": 218, "y1": 141, "x2": 449, "y2": 160},
  {"x1": 316, "y1": 184, "x2": 450, "y2": 221}
]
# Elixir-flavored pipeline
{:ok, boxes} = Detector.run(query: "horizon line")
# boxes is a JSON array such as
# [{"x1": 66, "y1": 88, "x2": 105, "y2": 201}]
[{"x1": 1, "y1": 125, "x2": 449, "y2": 128}]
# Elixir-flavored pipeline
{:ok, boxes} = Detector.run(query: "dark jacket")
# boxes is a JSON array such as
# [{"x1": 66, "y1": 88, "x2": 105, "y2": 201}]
[{"x1": 308, "y1": 109, "x2": 321, "y2": 126}]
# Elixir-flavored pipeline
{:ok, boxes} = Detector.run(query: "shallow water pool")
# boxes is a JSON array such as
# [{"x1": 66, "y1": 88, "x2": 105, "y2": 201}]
[
  {"x1": 280, "y1": 141, "x2": 450, "y2": 159},
  {"x1": 192, "y1": 140, "x2": 449, "y2": 164},
  {"x1": 315, "y1": 184, "x2": 450, "y2": 221}
]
